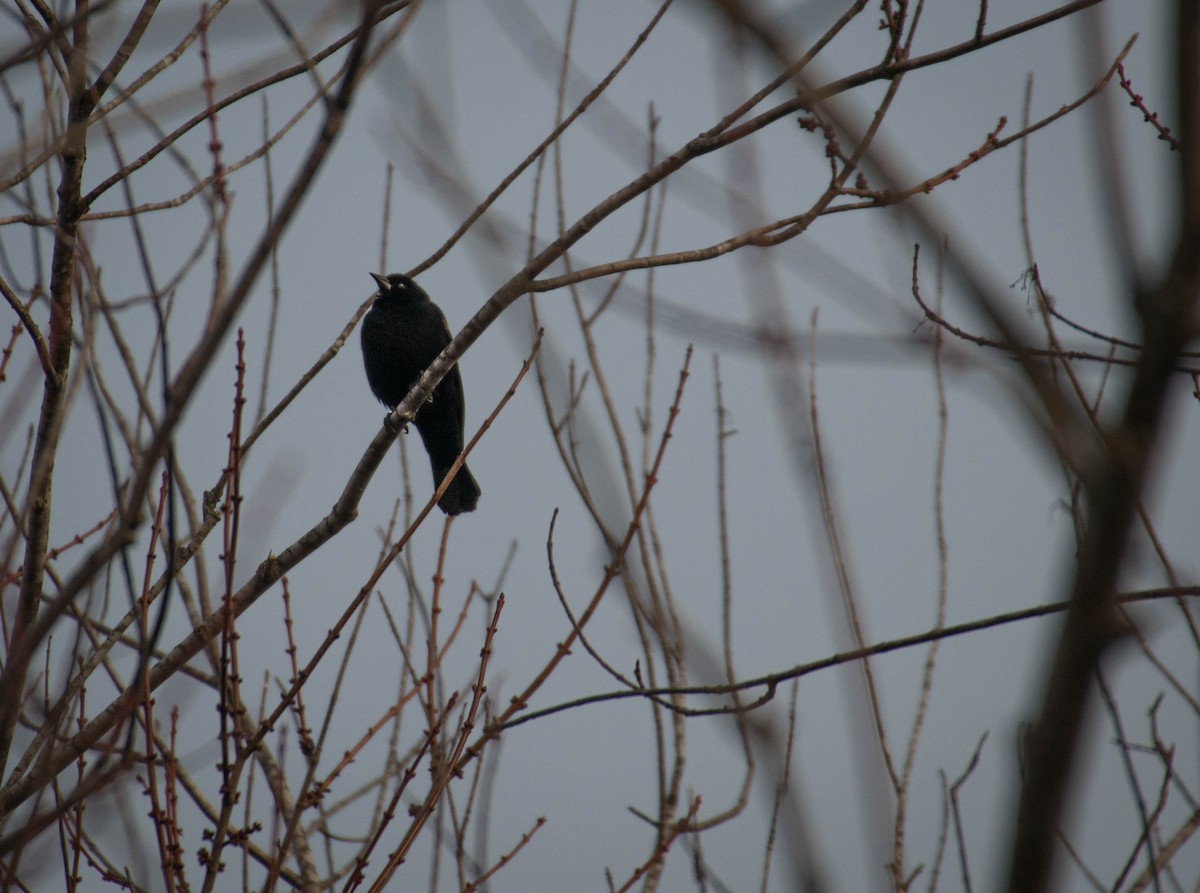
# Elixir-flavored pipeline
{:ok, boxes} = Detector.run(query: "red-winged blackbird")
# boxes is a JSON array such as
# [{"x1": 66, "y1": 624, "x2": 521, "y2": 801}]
[{"x1": 362, "y1": 272, "x2": 481, "y2": 515}]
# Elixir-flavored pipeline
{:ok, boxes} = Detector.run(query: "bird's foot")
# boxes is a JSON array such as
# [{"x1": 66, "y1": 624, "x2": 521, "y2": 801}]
[{"x1": 384, "y1": 412, "x2": 410, "y2": 435}]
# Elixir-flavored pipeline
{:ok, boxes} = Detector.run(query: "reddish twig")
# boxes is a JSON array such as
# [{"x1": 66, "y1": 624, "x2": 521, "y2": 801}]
[
  {"x1": 466, "y1": 346, "x2": 693, "y2": 762},
  {"x1": 364, "y1": 595, "x2": 506, "y2": 893},
  {"x1": 197, "y1": 5, "x2": 228, "y2": 201},
  {"x1": 279, "y1": 578, "x2": 314, "y2": 756},
  {"x1": 0, "y1": 508, "x2": 119, "y2": 589},
  {"x1": 341, "y1": 692, "x2": 460, "y2": 893},
  {"x1": 1117, "y1": 61, "x2": 1180, "y2": 150},
  {"x1": 613, "y1": 795, "x2": 701, "y2": 893},
  {"x1": 204, "y1": 328, "x2": 249, "y2": 886},
  {"x1": 138, "y1": 471, "x2": 177, "y2": 892},
  {"x1": 463, "y1": 815, "x2": 548, "y2": 892}
]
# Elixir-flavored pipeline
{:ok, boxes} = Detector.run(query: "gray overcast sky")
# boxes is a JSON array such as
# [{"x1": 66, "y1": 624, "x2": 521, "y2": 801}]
[{"x1": 3, "y1": 1, "x2": 1196, "y2": 890}]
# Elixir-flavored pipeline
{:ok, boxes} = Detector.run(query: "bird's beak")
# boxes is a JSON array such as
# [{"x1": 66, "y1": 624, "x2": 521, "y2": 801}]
[{"x1": 370, "y1": 272, "x2": 389, "y2": 292}]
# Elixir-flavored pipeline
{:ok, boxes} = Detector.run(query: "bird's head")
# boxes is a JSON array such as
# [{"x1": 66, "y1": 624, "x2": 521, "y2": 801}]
[{"x1": 370, "y1": 272, "x2": 425, "y2": 299}]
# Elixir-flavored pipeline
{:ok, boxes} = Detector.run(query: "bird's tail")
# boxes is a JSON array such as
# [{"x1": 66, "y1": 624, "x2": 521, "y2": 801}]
[{"x1": 434, "y1": 462, "x2": 481, "y2": 516}]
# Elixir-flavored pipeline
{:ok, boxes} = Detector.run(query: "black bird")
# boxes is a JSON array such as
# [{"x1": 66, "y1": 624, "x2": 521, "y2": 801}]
[{"x1": 362, "y1": 272, "x2": 481, "y2": 515}]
